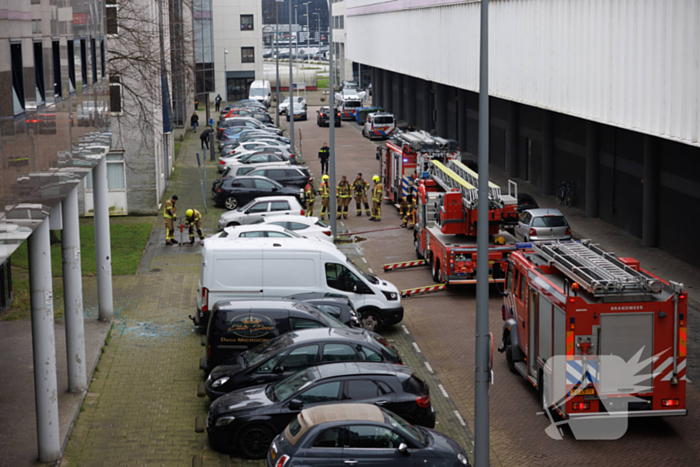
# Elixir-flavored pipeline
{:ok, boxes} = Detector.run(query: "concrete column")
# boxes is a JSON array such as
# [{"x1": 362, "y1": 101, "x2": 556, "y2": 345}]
[
  {"x1": 29, "y1": 218, "x2": 60, "y2": 462},
  {"x1": 422, "y1": 80, "x2": 432, "y2": 131},
  {"x1": 92, "y1": 156, "x2": 113, "y2": 321},
  {"x1": 371, "y1": 68, "x2": 378, "y2": 107},
  {"x1": 541, "y1": 111, "x2": 555, "y2": 196},
  {"x1": 435, "y1": 83, "x2": 448, "y2": 137},
  {"x1": 458, "y1": 89, "x2": 468, "y2": 152},
  {"x1": 642, "y1": 135, "x2": 660, "y2": 247},
  {"x1": 394, "y1": 74, "x2": 404, "y2": 121},
  {"x1": 404, "y1": 76, "x2": 416, "y2": 126},
  {"x1": 507, "y1": 101, "x2": 519, "y2": 178},
  {"x1": 382, "y1": 70, "x2": 392, "y2": 113},
  {"x1": 62, "y1": 186, "x2": 87, "y2": 393},
  {"x1": 585, "y1": 121, "x2": 600, "y2": 218}
]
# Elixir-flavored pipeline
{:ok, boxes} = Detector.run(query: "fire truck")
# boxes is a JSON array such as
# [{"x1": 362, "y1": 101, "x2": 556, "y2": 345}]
[
  {"x1": 412, "y1": 158, "x2": 520, "y2": 285},
  {"x1": 381, "y1": 130, "x2": 460, "y2": 204},
  {"x1": 497, "y1": 240, "x2": 687, "y2": 424}
]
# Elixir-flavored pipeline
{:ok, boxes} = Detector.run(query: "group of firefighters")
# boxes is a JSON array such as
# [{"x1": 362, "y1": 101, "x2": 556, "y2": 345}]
[{"x1": 163, "y1": 195, "x2": 204, "y2": 246}]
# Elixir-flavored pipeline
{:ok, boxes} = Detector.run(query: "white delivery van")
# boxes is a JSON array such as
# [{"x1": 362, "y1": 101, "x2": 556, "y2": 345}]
[
  {"x1": 194, "y1": 237, "x2": 403, "y2": 332},
  {"x1": 362, "y1": 112, "x2": 396, "y2": 140},
  {"x1": 248, "y1": 80, "x2": 272, "y2": 108}
]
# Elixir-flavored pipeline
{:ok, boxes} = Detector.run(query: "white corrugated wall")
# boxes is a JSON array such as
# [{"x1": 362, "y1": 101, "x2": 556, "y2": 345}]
[{"x1": 346, "y1": 0, "x2": 700, "y2": 147}]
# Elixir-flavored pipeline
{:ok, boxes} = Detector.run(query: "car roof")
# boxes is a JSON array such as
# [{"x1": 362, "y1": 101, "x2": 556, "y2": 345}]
[
  {"x1": 263, "y1": 215, "x2": 317, "y2": 224},
  {"x1": 315, "y1": 362, "x2": 410, "y2": 380},
  {"x1": 303, "y1": 403, "x2": 383, "y2": 426},
  {"x1": 203, "y1": 236, "x2": 341, "y2": 255},
  {"x1": 523, "y1": 208, "x2": 564, "y2": 217},
  {"x1": 213, "y1": 299, "x2": 315, "y2": 312},
  {"x1": 222, "y1": 224, "x2": 288, "y2": 234}
]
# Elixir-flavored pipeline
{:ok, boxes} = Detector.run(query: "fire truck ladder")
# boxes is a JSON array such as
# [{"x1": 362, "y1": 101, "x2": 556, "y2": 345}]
[
  {"x1": 428, "y1": 160, "x2": 478, "y2": 208},
  {"x1": 534, "y1": 240, "x2": 663, "y2": 297},
  {"x1": 446, "y1": 160, "x2": 503, "y2": 204}
]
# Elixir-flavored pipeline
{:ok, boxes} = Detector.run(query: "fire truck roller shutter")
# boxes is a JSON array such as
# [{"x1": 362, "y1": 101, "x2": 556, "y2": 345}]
[
  {"x1": 502, "y1": 318, "x2": 526, "y2": 362},
  {"x1": 599, "y1": 313, "x2": 654, "y2": 394},
  {"x1": 538, "y1": 296, "x2": 553, "y2": 363}
]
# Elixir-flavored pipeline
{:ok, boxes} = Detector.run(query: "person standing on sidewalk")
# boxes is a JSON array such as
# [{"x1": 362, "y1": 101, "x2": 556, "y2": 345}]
[
  {"x1": 191, "y1": 112, "x2": 199, "y2": 133},
  {"x1": 337, "y1": 175, "x2": 351, "y2": 220},
  {"x1": 319, "y1": 175, "x2": 330, "y2": 220},
  {"x1": 353, "y1": 173, "x2": 371, "y2": 216},
  {"x1": 164, "y1": 195, "x2": 179, "y2": 245},
  {"x1": 200, "y1": 128, "x2": 212, "y2": 150},
  {"x1": 370, "y1": 175, "x2": 383, "y2": 221},
  {"x1": 304, "y1": 177, "x2": 315, "y2": 217},
  {"x1": 215, "y1": 94, "x2": 222, "y2": 112},
  {"x1": 184, "y1": 209, "x2": 204, "y2": 244},
  {"x1": 318, "y1": 142, "x2": 330, "y2": 175}
]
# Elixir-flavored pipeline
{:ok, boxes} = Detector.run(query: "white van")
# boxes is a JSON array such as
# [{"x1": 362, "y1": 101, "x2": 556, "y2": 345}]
[
  {"x1": 248, "y1": 80, "x2": 272, "y2": 108},
  {"x1": 194, "y1": 237, "x2": 403, "y2": 332},
  {"x1": 362, "y1": 112, "x2": 396, "y2": 140}
]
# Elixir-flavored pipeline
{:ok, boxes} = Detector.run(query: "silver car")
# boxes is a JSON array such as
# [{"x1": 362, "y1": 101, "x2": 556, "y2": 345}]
[
  {"x1": 218, "y1": 196, "x2": 304, "y2": 229},
  {"x1": 515, "y1": 208, "x2": 571, "y2": 242}
]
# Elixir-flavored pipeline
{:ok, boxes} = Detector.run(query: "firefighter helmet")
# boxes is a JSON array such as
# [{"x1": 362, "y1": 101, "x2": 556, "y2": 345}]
[
  {"x1": 322, "y1": 175, "x2": 329, "y2": 181},
  {"x1": 372, "y1": 175, "x2": 380, "y2": 183},
  {"x1": 186, "y1": 209, "x2": 194, "y2": 217}
]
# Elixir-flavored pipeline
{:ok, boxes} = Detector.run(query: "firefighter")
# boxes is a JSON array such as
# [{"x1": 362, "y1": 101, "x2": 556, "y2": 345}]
[
  {"x1": 304, "y1": 177, "x2": 315, "y2": 217},
  {"x1": 318, "y1": 142, "x2": 330, "y2": 175},
  {"x1": 336, "y1": 175, "x2": 351, "y2": 220},
  {"x1": 319, "y1": 175, "x2": 330, "y2": 220},
  {"x1": 370, "y1": 175, "x2": 383, "y2": 221},
  {"x1": 402, "y1": 194, "x2": 416, "y2": 228},
  {"x1": 164, "y1": 194, "x2": 178, "y2": 245},
  {"x1": 353, "y1": 173, "x2": 371, "y2": 216},
  {"x1": 185, "y1": 209, "x2": 204, "y2": 244},
  {"x1": 398, "y1": 196, "x2": 408, "y2": 219}
]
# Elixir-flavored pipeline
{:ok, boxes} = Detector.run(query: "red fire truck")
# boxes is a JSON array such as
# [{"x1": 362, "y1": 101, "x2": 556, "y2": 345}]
[
  {"x1": 381, "y1": 131, "x2": 460, "y2": 204},
  {"x1": 497, "y1": 240, "x2": 687, "y2": 423},
  {"x1": 412, "y1": 158, "x2": 520, "y2": 285}
]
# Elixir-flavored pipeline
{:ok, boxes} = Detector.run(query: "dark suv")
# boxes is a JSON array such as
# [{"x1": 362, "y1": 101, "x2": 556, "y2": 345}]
[
  {"x1": 317, "y1": 106, "x2": 341, "y2": 127},
  {"x1": 212, "y1": 176, "x2": 301, "y2": 210},
  {"x1": 246, "y1": 166, "x2": 311, "y2": 189}
]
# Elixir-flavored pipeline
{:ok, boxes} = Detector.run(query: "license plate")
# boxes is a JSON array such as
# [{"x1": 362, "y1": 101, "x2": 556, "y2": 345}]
[{"x1": 571, "y1": 388, "x2": 595, "y2": 396}]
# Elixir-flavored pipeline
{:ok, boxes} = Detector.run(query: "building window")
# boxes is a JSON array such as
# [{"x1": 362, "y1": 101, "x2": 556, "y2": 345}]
[
  {"x1": 85, "y1": 154, "x2": 126, "y2": 190},
  {"x1": 340, "y1": 16, "x2": 344, "y2": 29},
  {"x1": 241, "y1": 47, "x2": 255, "y2": 63},
  {"x1": 11, "y1": 43, "x2": 25, "y2": 115},
  {"x1": 100, "y1": 39, "x2": 106, "y2": 79},
  {"x1": 33, "y1": 42, "x2": 45, "y2": 106},
  {"x1": 109, "y1": 75, "x2": 122, "y2": 112},
  {"x1": 67, "y1": 40, "x2": 76, "y2": 93},
  {"x1": 91, "y1": 38, "x2": 97, "y2": 83},
  {"x1": 240, "y1": 14, "x2": 254, "y2": 30},
  {"x1": 80, "y1": 39, "x2": 88, "y2": 87},
  {"x1": 106, "y1": 2, "x2": 118, "y2": 35},
  {"x1": 31, "y1": 19, "x2": 42, "y2": 34},
  {"x1": 52, "y1": 40, "x2": 62, "y2": 99}
]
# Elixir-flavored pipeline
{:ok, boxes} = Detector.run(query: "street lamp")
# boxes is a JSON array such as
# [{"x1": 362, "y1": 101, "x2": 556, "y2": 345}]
[
  {"x1": 275, "y1": 0, "x2": 283, "y2": 127},
  {"x1": 288, "y1": 0, "x2": 294, "y2": 156},
  {"x1": 328, "y1": 0, "x2": 336, "y2": 237},
  {"x1": 294, "y1": 5, "x2": 299, "y2": 93},
  {"x1": 224, "y1": 49, "x2": 228, "y2": 107},
  {"x1": 303, "y1": 2, "x2": 310, "y2": 66}
]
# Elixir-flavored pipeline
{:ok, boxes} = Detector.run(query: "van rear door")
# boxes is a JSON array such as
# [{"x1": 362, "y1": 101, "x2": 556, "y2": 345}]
[{"x1": 211, "y1": 251, "x2": 263, "y2": 303}]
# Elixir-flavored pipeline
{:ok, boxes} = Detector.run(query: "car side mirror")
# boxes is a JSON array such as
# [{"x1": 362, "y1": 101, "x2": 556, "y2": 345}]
[
  {"x1": 289, "y1": 399, "x2": 303, "y2": 411},
  {"x1": 273, "y1": 365, "x2": 285, "y2": 374},
  {"x1": 398, "y1": 443, "x2": 409, "y2": 455},
  {"x1": 272, "y1": 187, "x2": 278, "y2": 191}
]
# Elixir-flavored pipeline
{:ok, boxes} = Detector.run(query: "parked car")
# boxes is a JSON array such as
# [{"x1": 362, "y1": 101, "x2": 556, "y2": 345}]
[
  {"x1": 207, "y1": 362, "x2": 434, "y2": 458},
  {"x1": 286, "y1": 103, "x2": 307, "y2": 121},
  {"x1": 214, "y1": 162, "x2": 291, "y2": 188},
  {"x1": 317, "y1": 106, "x2": 341, "y2": 127},
  {"x1": 284, "y1": 294, "x2": 361, "y2": 327},
  {"x1": 267, "y1": 404, "x2": 471, "y2": 466},
  {"x1": 220, "y1": 140, "x2": 291, "y2": 158},
  {"x1": 253, "y1": 215, "x2": 333, "y2": 243},
  {"x1": 339, "y1": 98, "x2": 363, "y2": 120},
  {"x1": 223, "y1": 144, "x2": 294, "y2": 161},
  {"x1": 219, "y1": 117, "x2": 282, "y2": 136},
  {"x1": 249, "y1": 110, "x2": 274, "y2": 125},
  {"x1": 213, "y1": 178, "x2": 302, "y2": 211},
  {"x1": 249, "y1": 80, "x2": 272, "y2": 108},
  {"x1": 213, "y1": 224, "x2": 305, "y2": 240},
  {"x1": 363, "y1": 112, "x2": 397, "y2": 140},
  {"x1": 202, "y1": 299, "x2": 346, "y2": 373},
  {"x1": 514, "y1": 208, "x2": 571, "y2": 242},
  {"x1": 219, "y1": 108, "x2": 253, "y2": 119},
  {"x1": 218, "y1": 127, "x2": 272, "y2": 143},
  {"x1": 278, "y1": 96, "x2": 307, "y2": 115},
  {"x1": 246, "y1": 166, "x2": 311, "y2": 189},
  {"x1": 219, "y1": 151, "x2": 296, "y2": 174},
  {"x1": 237, "y1": 132, "x2": 289, "y2": 145},
  {"x1": 204, "y1": 325, "x2": 399, "y2": 400}
]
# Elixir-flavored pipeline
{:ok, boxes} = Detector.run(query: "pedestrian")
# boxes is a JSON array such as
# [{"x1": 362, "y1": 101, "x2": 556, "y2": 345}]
[
  {"x1": 336, "y1": 175, "x2": 351, "y2": 219},
  {"x1": 319, "y1": 175, "x2": 330, "y2": 220},
  {"x1": 401, "y1": 195, "x2": 416, "y2": 228},
  {"x1": 200, "y1": 128, "x2": 212, "y2": 150},
  {"x1": 191, "y1": 112, "x2": 199, "y2": 133},
  {"x1": 370, "y1": 175, "x2": 383, "y2": 221},
  {"x1": 304, "y1": 177, "x2": 315, "y2": 217},
  {"x1": 398, "y1": 196, "x2": 408, "y2": 220},
  {"x1": 353, "y1": 173, "x2": 371, "y2": 216},
  {"x1": 215, "y1": 94, "x2": 222, "y2": 112},
  {"x1": 164, "y1": 195, "x2": 178, "y2": 245},
  {"x1": 318, "y1": 142, "x2": 330, "y2": 175},
  {"x1": 184, "y1": 209, "x2": 204, "y2": 244},
  {"x1": 376, "y1": 146, "x2": 382, "y2": 161}
]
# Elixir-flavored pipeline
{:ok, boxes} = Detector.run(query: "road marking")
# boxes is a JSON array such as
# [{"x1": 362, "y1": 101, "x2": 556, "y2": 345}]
[
  {"x1": 424, "y1": 362, "x2": 434, "y2": 373},
  {"x1": 362, "y1": 257, "x2": 367, "y2": 264},
  {"x1": 401, "y1": 324, "x2": 410, "y2": 334},
  {"x1": 438, "y1": 384, "x2": 449, "y2": 398},
  {"x1": 454, "y1": 410, "x2": 467, "y2": 427},
  {"x1": 412, "y1": 342, "x2": 422, "y2": 353},
  {"x1": 368, "y1": 268, "x2": 374, "y2": 274}
]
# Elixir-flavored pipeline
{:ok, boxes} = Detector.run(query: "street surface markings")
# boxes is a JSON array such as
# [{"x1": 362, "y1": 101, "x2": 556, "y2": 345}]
[
  {"x1": 454, "y1": 410, "x2": 467, "y2": 427},
  {"x1": 424, "y1": 361, "x2": 434, "y2": 373},
  {"x1": 362, "y1": 257, "x2": 367, "y2": 263},
  {"x1": 438, "y1": 384, "x2": 450, "y2": 398},
  {"x1": 412, "y1": 342, "x2": 422, "y2": 353},
  {"x1": 401, "y1": 324, "x2": 410, "y2": 334},
  {"x1": 368, "y1": 267, "x2": 374, "y2": 274}
]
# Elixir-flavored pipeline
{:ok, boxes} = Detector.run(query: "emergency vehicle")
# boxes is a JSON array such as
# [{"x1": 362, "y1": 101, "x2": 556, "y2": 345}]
[
  {"x1": 412, "y1": 158, "x2": 520, "y2": 285},
  {"x1": 381, "y1": 130, "x2": 460, "y2": 204},
  {"x1": 362, "y1": 112, "x2": 396, "y2": 140},
  {"x1": 339, "y1": 98, "x2": 363, "y2": 120},
  {"x1": 497, "y1": 240, "x2": 687, "y2": 421}
]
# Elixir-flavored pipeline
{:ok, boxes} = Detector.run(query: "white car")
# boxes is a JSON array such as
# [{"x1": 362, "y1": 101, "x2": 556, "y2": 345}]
[
  {"x1": 335, "y1": 88, "x2": 366, "y2": 102},
  {"x1": 278, "y1": 96, "x2": 307, "y2": 115},
  {"x1": 253, "y1": 215, "x2": 333, "y2": 243},
  {"x1": 212, "y1": 224, "x2": 304, "y2": 239},
  {"x1": 222, "y1": 143, "x2": 293, "y2": 160},
  {"x1": 218, "y1": 152, "x2": 291, "y2": 173},
  {"x1": 218, "y1": 196, "x2": 304, "y2": 229}
]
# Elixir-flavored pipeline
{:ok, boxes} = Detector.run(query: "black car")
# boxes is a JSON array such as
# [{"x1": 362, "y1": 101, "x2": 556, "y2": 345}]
[
  {"x1": 213, "y1": 176, "x2": 302, "y2": 210},
  {"x1": 219, "y1": 130, "x2": 278, "y2": 148},
  {"x1": 317, "y1": 106, "x2": 341, "y2": 127},
  {"x1": 203, "y1": 300, "x2": 346, "y2": 373},
  {"x1": 268, "y1": 404, "x2": 471, "y2": 467},
  {"x1": 249, "y1": 111, "x2": 274, "y2": 125},
  {"x1": 247, "y1": 166, "x2": 311, "y2": 189},
  {"x1": 207, "y1": 362, "x2": 435, "y2": 458},
  {"x1": 283, "y1": 293, "x2": 360, "y2": 328},
  {"x1": 205, "y1": 326, "x2": 401, "y2": 400}
]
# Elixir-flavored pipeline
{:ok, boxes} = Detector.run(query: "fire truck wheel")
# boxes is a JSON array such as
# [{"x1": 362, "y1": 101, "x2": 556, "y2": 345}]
[
  {"x1": 414, "y1": 236, "x2": 422, "y2": 259},
  {"x1": 432, "y1": 260, "x2": 440, "y2": 283},
  {"x1": 505, "y1": 335, "x2": 517, "y2": 374}
]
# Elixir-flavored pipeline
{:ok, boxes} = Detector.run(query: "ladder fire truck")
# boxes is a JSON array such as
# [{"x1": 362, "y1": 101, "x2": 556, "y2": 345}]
[
  {"x1": 497, "y1": 240, "x2": 687, "y2": 425},
  {"x1": 411, "y1": 158, "x2": 520, "y2": 285},
  {"x1": 381, "y1": 130, "x2": 460, "y2": 204}
]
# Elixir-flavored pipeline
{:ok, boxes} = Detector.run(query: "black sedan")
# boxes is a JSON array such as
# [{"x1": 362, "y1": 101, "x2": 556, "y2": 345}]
[
  {"x1": 207, "y1": 362, "x2": 435, "y2": 458},
  {"x1": 205, "y1": 327, "x2": 400, "y2": 400},
  {"x1": 268, "y1": 404, "x2": 471, "y2": 467},
  {"x1": 283, "y1": 293, "x2": 360, "y2": 328},
  {"x1": 317, "y1": 106, "x2": 341, "y2": 127},
  {"x1": 212, "y1": 176, "x2": 301, "y2": 210}
]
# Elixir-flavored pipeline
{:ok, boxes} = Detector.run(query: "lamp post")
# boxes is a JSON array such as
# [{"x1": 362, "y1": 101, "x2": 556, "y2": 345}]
[
  {"x1": 223, "y1": 49, "x2": 228, "y2": 107},
  {"x1": 275, "y1": 0, "x2": 283, "y2": 127},
  {"x1": 328, "y1": 0, "x2": 336, "y2": 237},
  {"x1": 304, "y1": 2, "x2": 310, "y2": 66},
  {"x1": 288, "y1": 0, "x2": 294, "y2": 155},
  {"x1": 294, "y1": 5, "x2": 299, "y2": 95}
]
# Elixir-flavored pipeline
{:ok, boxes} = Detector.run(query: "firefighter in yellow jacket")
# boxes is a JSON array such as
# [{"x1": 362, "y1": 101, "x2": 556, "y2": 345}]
[
  {"x1": 401, "y1": 194, "x2": 416, "y2": 228},
  {"x1": 337, "y1": 175, "x2": 351, "y2": 219},
  {"x1": 304, "y1": 178, "x2": 315, "y2": 217},
  {"x1": 370, "y1": 175, "x2": 383, "y2": 221},
  {"x1": 319, "y1": 175, "x2": 330, "y2": 220},
  {"x1": 353, "y1": 173, "x2": 371, "y2": 216},
  {"x1": 185, "y1": 209, "x2": 204, "y2": 244},
  {"x1": 164, "y1": 194, "x2": 178, "y2": 245}
]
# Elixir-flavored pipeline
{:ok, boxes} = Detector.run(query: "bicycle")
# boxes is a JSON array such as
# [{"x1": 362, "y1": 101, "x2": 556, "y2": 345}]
[{"x1": 556, "y1": 181, "x2": 574, "y2": 207}]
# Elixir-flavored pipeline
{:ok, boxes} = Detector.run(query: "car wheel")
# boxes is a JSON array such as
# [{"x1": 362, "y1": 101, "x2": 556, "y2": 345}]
[
  {"x1": 432, "y1": 259, "x2": 440, "y2": 283},
  {"x1": 414, "y1": 235, "x2": 422, "y2": 259},
  {"x1": 237, "y1": 424, "x2": 275, "y2": 459},
  {"x1": 224, "y1": 196, "x2": 239, "y2": 210},
  {"x1": 226, "y1": 222, "x2": 240, "y2": 228},
  {"x1": 505, "y1": 334, "x2": 517, "y2": 374},
  {"x1": 360, "y1": 310, "x2": 382, "y2": 332}
]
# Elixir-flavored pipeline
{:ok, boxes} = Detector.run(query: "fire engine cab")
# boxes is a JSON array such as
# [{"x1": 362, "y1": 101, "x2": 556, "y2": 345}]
[{"x1": 498, "y1": 240, "x2": 687, "y2": 422}]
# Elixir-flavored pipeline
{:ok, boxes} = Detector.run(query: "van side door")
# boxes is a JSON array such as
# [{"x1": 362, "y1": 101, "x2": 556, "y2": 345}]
[{"x1": 323, "y1": 263, "x2": 367, "y2": 309}]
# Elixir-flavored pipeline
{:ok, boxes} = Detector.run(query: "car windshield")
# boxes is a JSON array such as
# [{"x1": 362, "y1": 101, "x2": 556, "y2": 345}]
[
  {"x1": 347, "y1": 258, "x2": 378, "y2": 284},
  {"x1": 237, "y1": 199, "x2": 256, "y2": 212},
  {"x1": 249, "y1": 88, "x2": 266, "y2": 97},
  {"x1": 382, "y1": 409, "x2": 429, "y2": 447},
  {"x1": 292, "y1": 103, "x2": 305, "y2": 111},
  {"x1": 273, "y1": 367, "x2": 319, "y2": 401},
  {"x1": 532, "y1": 216, "x2": 568, "y2": 228},
  {"x1": 247, "y1": 333, "x2": 296, "y2": 367},
  {"x1": 375, "y1": 116, "x2": 394, "y2": 124},
  {"x1": 345, "y1": 101, "x2": 361, "y2": 108},
  {"x1": 282, "y1": 98, "x2": 291, "y2": 104}
]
